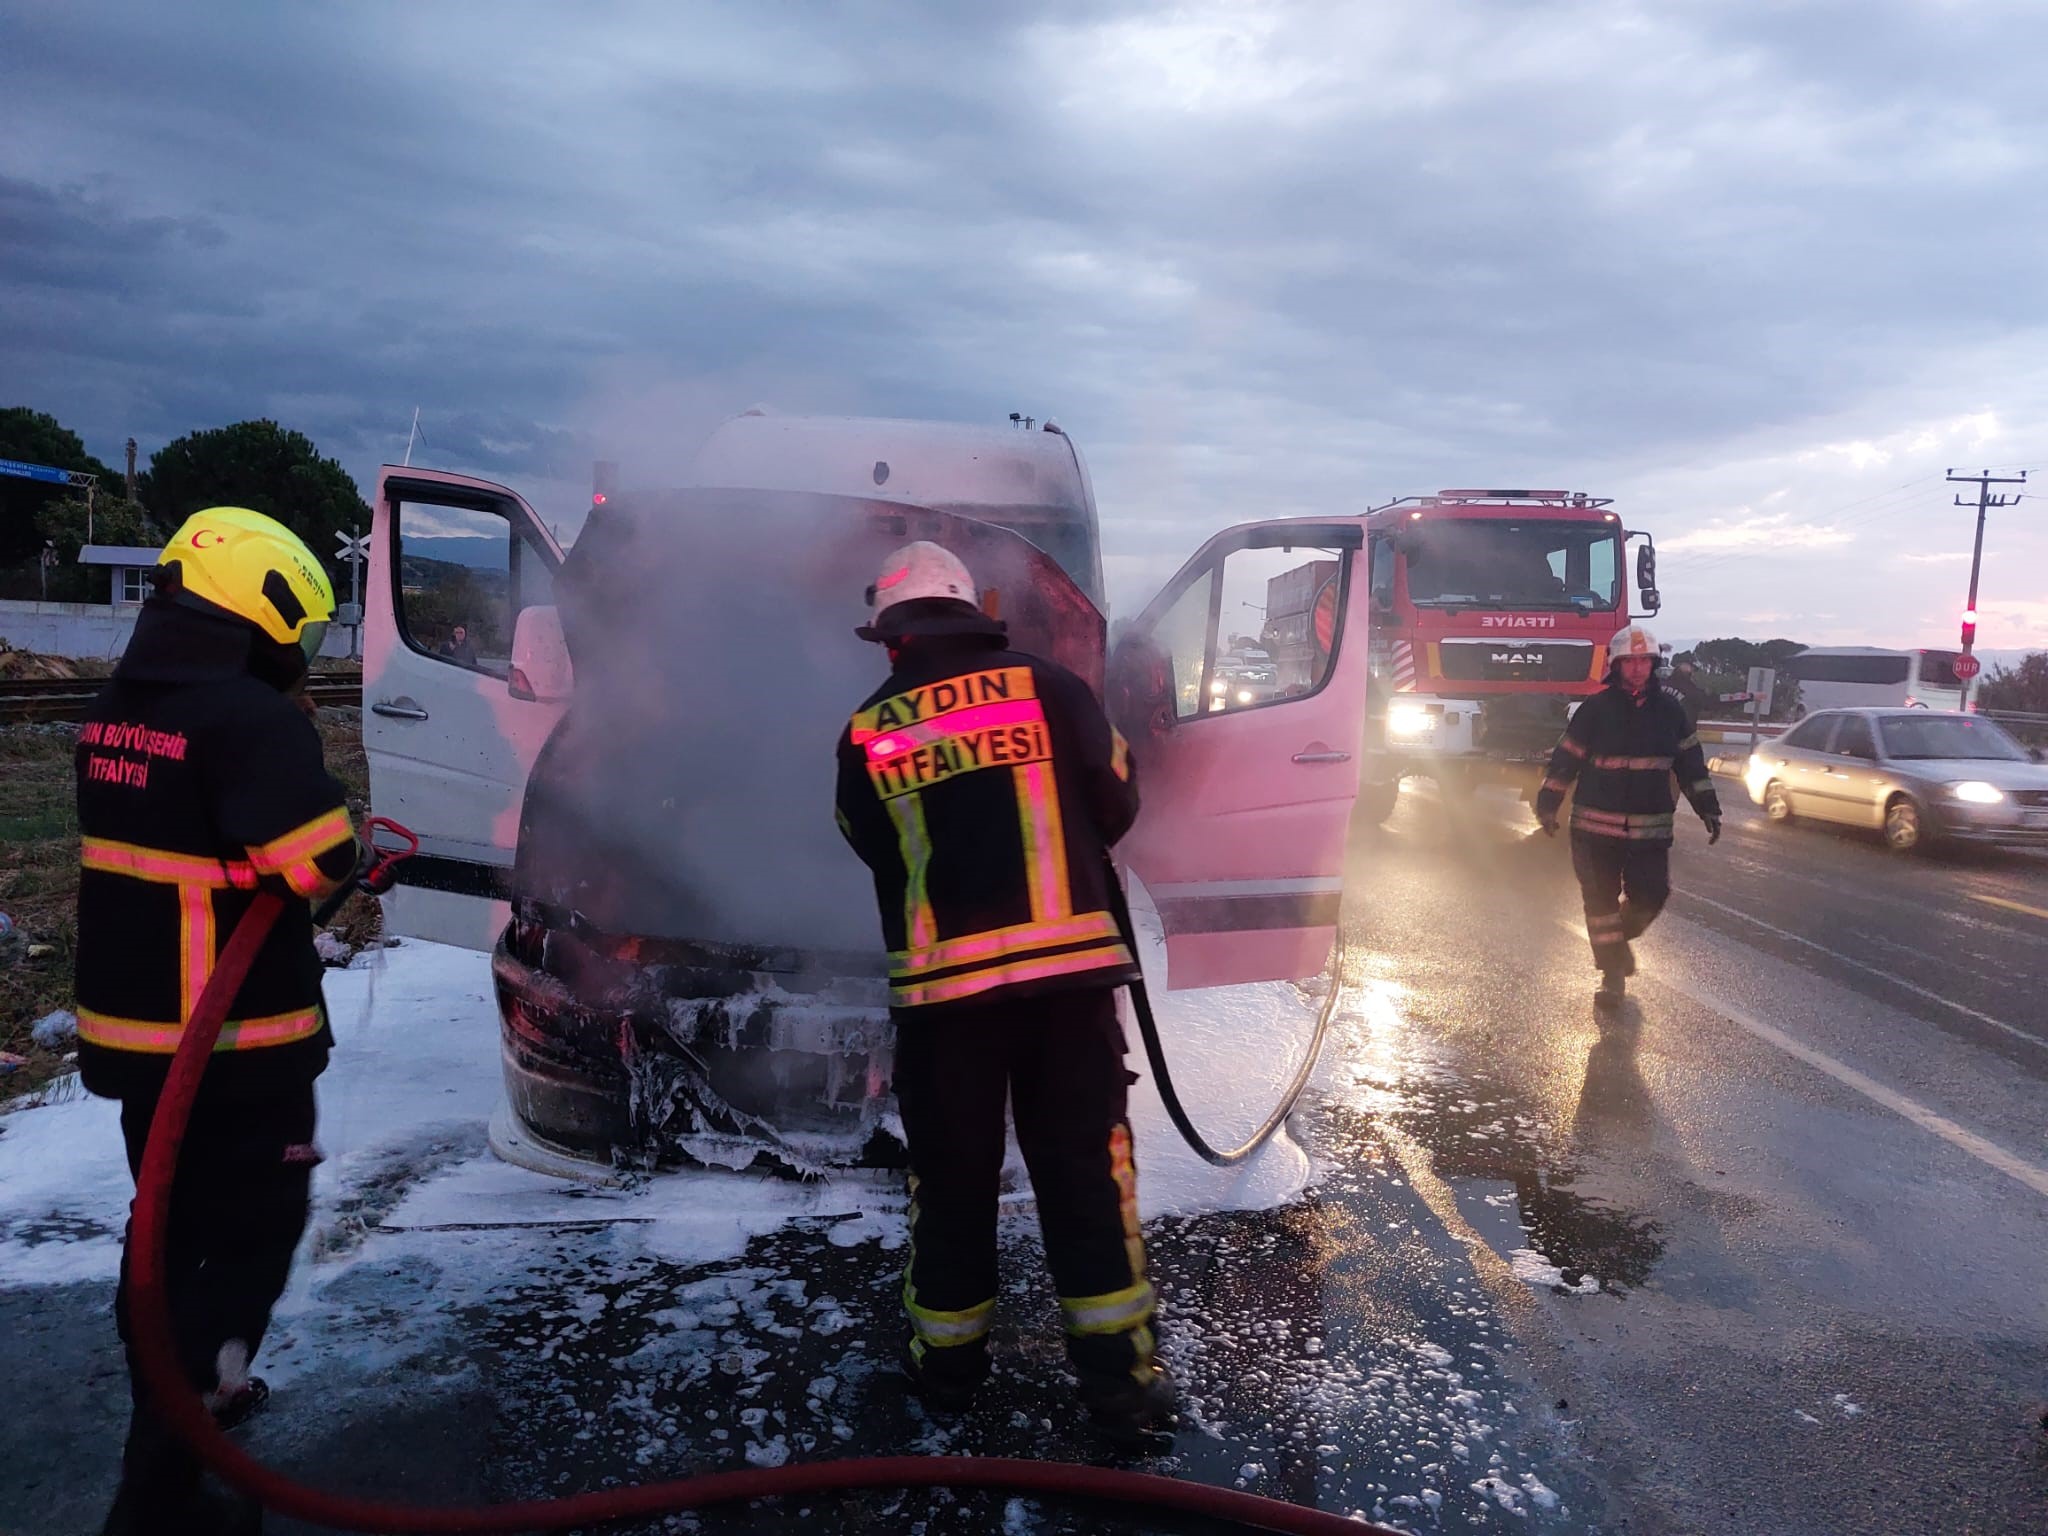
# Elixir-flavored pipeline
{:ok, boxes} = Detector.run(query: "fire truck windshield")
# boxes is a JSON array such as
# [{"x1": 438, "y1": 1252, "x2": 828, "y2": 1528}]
[{"x1": 1403, "y1": 519, "x2": 1622, "y2": 612}]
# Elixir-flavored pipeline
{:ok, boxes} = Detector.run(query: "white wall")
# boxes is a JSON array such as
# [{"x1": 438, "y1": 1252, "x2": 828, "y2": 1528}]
[
  {"x1": 0, "y1": 601, "x2": 139, "y2": 661},
  {"x1": 0, "y1": 600, "x2": 357, "y2": 661}
]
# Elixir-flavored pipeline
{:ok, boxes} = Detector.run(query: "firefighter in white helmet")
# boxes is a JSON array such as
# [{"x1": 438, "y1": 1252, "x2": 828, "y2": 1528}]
[
  {"x1": 833, "y1": 541, "x2": 1176, "y2": 1448},
  {"x1": 1533, "y1": 624, "x2": 1722, "y2": 1005}
]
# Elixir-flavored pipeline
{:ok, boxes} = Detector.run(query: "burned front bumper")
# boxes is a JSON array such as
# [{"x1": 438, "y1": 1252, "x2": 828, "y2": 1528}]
[{"x1": 493, "y1": 901, "x2": 903, "y2": 1176}]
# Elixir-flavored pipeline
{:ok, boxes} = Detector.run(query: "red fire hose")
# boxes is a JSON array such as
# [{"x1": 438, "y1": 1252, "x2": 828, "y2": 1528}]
[{"x1": 128, "y1": 883, "x2": 1398, "y2": 1534}]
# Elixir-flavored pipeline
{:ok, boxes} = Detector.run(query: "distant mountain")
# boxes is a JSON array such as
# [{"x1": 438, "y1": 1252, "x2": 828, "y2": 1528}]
[{"x1": 401, "y1": 535, "x2": 504, "y2": 571}]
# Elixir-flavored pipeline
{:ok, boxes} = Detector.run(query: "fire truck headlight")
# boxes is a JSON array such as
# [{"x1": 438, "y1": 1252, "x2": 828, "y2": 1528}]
[{"x1": 1388, "y1": 702, "x2": 1437, "y2": 740}]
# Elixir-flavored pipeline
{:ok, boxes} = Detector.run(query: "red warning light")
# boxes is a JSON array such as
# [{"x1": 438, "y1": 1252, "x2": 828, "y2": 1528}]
[{"x1": 592, "y1": 492, "x2": 608, "y2": 506}]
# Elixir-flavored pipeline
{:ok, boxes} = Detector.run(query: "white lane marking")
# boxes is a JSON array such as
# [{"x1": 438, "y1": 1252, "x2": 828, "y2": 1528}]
[
  {"x1": 1640, "y1": 965, "x2": 2048, "y2": 1203},
  {"x1": 1675, "y1": 889, "x2": 2048, "y2": 1051}
]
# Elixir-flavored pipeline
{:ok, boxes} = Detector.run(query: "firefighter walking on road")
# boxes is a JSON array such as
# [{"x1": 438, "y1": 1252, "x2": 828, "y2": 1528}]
[
  {"x1": 77, "y1": 509, "x2": 362, "y2": 1535},
  {"x1": 1535, "y1": 624, "x2": 1722, "y2": 1005},
  {"x1": 834, "y1": 541, "x2": 1177, "y2": 1447}
]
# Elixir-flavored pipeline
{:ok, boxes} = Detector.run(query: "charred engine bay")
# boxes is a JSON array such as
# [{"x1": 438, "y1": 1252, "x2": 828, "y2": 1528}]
[{"x1": 495, "y1": 488, "x2": 1103, "y2": 1175}]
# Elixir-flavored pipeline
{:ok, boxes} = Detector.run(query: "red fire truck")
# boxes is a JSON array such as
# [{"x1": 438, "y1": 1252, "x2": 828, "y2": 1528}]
[{"x1": 1264, "y1": 489, "x2": 1662, "y2": 823}]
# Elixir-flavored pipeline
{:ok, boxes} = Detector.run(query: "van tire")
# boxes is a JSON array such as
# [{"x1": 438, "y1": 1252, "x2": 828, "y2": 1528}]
[{"x1": 1355, "y1": 779, "x2": 1399, "y2": 828}]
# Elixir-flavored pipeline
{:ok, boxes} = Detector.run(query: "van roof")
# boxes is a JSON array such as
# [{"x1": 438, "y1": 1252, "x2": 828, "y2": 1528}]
[{"x1": 689, "y1": 411, "x2": 1092, "y2": 514}]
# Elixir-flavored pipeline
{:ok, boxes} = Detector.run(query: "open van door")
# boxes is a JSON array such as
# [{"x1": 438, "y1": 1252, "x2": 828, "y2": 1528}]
[
  {"x1": 1108, "y1": 519, "x2": 1369, "y2": 989},
  {"x1": 364, "y1": 468, "x2": 566, "y2": 949}
]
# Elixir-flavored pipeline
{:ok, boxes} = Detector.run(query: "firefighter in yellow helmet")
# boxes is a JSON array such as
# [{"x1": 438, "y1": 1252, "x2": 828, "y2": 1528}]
[
  {"x1": 1534, "y1": 624, "x2": 1722, "y2": 1006},
  {"x1": 833, "y1": 542, "x2": 1177, "y2": 1448},
  {"x1": 78, "y1": 508, "x2": 363, "y2": 1535}
]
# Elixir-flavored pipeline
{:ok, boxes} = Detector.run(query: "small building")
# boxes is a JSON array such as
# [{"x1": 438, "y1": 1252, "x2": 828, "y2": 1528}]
[{"x1": 77, "y1": 544, "x2": 164, "y2": 605}]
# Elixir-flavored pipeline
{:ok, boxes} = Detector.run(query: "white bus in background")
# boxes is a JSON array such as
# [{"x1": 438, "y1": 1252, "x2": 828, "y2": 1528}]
[{"x1": 1781, "y1": 646, "x2": 1966, "y2": 716}]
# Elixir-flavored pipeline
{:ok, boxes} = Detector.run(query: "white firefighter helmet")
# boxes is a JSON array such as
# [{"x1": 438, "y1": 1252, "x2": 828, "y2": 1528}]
[
  {"x1": 865, "y1": 541, "x2": 977, "y2": 614},
  {"x1": 857, "y1": 541, "x2": 1001, "y2": 642},
  {"x1": 1610, "y1": 623, "x2": 1660, "y2": 660}
]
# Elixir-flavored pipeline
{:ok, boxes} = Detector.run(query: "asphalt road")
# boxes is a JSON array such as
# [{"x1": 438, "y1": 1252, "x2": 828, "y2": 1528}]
[
  {"x1": 1332, "y1": 779, "x2": 2048, "y2": 1534},
  {"x1": 5, "y1": 782, "x2": 2046, "y2": 1535}
]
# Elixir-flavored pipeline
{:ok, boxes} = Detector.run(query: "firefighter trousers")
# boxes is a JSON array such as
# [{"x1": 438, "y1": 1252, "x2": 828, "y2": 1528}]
[
  {"x1": 111, "y1": 1081, "x2": 317, "y2": 1504},
  {"x1": 891, "y1": 986, "x2": 1155, "y2": 1394},
  {"x1": 1570, "y1": 832, "x2": 1672, "y2": 975}
]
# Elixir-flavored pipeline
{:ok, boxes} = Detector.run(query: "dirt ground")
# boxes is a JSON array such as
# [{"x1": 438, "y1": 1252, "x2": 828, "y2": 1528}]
[
  {"x1": 0, "y1": 705, "x2": 375, "y2": 1099},
  {"x1": 0, "y1": 644, "x2": 115, "y2": 682}
]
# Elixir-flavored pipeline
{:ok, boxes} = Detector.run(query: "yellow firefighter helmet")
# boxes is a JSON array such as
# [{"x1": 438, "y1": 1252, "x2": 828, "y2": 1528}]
[{"x1": 159, "y1": 507, "x2": 336, "y2": 656}]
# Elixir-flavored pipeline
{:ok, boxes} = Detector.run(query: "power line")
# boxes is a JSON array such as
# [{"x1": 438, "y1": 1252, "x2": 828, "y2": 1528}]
[{"x1": 1945, "y1": 466, "x2": 2027, "y2": 706}]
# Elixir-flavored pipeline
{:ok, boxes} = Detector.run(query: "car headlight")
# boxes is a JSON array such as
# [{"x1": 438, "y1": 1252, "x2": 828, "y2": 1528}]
[
  {"x1": 1210, "y1": 678, "x2": 1226, "y2": 694},
  {"x1": 1950, "y1": 781, "x2": 2004, "y2": 804},
  {"x1": 1236, "y1": 688, "x2": 1253, "y2": 704},
  {"x1": 1388, "y1": 702, "x2": 1437, "y2": 740}
]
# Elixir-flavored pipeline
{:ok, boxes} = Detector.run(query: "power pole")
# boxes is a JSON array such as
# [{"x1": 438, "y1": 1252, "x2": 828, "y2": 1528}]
[
  {"x1": 124, "y1": 438, "x2": 138, "y2": 500},
  {"x1": 1945, "y1": 467, "x2": 2026, "y2": 711}
]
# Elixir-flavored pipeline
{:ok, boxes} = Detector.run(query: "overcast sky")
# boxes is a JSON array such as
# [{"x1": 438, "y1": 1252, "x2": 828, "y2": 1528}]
[{"x1": 5, "y1": 0, "x2": 2045, "y2": 647}]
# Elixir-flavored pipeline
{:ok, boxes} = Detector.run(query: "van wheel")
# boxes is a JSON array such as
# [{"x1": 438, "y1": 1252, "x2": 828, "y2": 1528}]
[
  {"x1": 1884, "y1": 796, "x2": 1925, "y2": 853},
  {"x1": 1354, "y1": 779, "x2": 1399, "y2": 828},
  {"x1": 1764, "y1": 781, "x2": 1793, "y2": 823}
]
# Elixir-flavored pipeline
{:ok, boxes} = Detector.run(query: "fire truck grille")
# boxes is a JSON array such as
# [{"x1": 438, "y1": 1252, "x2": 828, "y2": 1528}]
[{"x1": 1437, "y1": 640, "x2": 1597, "y2": 684}]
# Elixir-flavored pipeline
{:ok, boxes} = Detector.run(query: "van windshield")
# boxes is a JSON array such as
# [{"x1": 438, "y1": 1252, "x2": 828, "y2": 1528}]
[{"x1": 938, "y1": 502, "x2": 1099, "y2": 604}]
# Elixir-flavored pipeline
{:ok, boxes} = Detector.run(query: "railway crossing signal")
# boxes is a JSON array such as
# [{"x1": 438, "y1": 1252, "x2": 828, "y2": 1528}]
[{"x1": 335, "y1": 530, "x2": 369, "y2": 660}]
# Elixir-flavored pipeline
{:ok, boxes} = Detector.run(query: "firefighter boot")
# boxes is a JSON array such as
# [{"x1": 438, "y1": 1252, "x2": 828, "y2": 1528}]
[
  {"x1": 899, "y1": 1338, "x2": 990, "y2": 1414},
  {"x1": 101, "y1": 1410, "x2": 262, "y2": 1536},
  {"x1": 101, "y1": 1481, "x2": 263, "y2": 1536},
  {"x1": 1596, "y1": 970, "x2": 1628, "y2": 1008},
  {"x1": 205, "y1": 1340, "x2": 270, "y2": 1431},
  {"x1": 1079, "y1": 1363, "x2": 1180, "y2": 1452}
]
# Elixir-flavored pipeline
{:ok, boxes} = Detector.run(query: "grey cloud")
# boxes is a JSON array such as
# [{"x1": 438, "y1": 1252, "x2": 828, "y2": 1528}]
[{"x1": 3, "y1": 0, "x2": 2046, "y2": 642}]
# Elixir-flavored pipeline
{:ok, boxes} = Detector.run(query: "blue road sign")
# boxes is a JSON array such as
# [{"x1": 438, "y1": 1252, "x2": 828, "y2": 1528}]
[{"x1": 0, "y1": 458, "x2": 77, "y2": 486}]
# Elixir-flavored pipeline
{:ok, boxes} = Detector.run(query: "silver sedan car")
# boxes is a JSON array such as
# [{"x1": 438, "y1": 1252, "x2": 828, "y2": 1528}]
[{"x1": 1744, "y1": 708, "x2": 2048, "y2": 852}]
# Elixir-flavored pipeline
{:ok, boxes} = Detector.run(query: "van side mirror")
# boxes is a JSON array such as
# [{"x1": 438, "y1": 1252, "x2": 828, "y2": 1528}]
[
  {"x1": 1370, "y1": 554, "x2": 1395, "y2": 612},
  {"x1": 508, "y1": 605, "x2": 573, "y2": 702}
]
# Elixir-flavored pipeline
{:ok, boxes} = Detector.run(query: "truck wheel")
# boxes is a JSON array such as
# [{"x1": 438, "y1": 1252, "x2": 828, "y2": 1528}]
[{"x1": 1355, "y1": 779, "x2": 1399, "y2": 827}]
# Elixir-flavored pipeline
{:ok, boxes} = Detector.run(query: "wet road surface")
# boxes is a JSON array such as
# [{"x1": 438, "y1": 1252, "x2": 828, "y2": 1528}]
[
  {"x1": 6, "y1": 784, "x2": 2047, "y2": 1534},
  {"x1": 1339, "y1": 782, "x2": 2048, "y2": 1534}
]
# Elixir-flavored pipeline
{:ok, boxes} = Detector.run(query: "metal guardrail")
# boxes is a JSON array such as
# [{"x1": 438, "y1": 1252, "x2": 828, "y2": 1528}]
[
  {"x1": 0, "y1": 670, "x2": 363, "y2": 724},
  {"x1": 1982, "y1": 709, "x2": 2048, "y2": 747}
]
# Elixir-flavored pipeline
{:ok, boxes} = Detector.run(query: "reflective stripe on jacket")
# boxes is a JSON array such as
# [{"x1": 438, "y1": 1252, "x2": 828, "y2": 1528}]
[
  {"x1": 1534, "y1": 682, "x2": 1721, "y2": 843},
  {"x1": 837, "y1": 643, "x2": 1141, "y2": 1010},
  {"x1": 74, "y1": 600, "x2": 360, "y2": 1099}
]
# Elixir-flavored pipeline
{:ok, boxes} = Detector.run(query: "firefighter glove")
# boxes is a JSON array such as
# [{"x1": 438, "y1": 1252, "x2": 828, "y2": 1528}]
[{"x1": 1704, "y1": 815, "x2": 1722, "y2": 846}]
